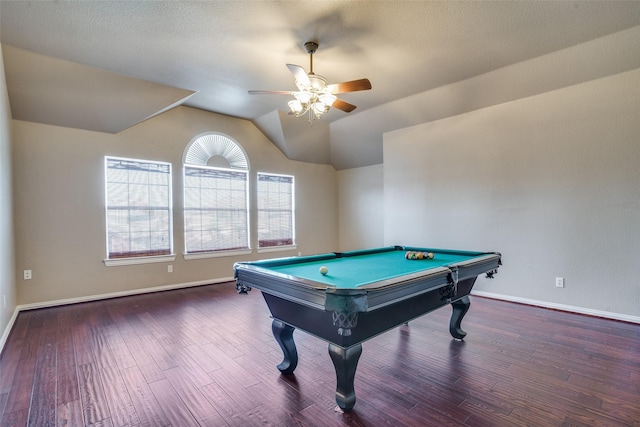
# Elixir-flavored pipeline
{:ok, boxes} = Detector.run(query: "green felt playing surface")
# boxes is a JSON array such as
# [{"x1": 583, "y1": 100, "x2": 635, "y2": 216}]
[{"x1": 267, "y1": 249, "x2": 476, "y2": 289}]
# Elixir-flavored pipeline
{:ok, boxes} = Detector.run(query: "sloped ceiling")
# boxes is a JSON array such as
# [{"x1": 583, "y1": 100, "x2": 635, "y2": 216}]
[
  {"x1": 3, "y1": 46, "x2": 195, "y2": 134},
  {"x1": 1, "y1": 1, "x2": 639, "y2": 169}
]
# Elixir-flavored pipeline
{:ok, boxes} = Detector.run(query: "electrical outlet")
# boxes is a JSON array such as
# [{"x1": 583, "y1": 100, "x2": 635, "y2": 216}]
[
  {"x1": 168, "y1": 265, "x2": 173, "y2": 273},
  {"x1": 24, "y1": 270, "x2": 32, "y2": 280},
  {"x1": 2, "y1": 295, "x2": 6, "y2": 308},
  {"x1": 555, "y1": 277, "x2": 565, "y2": 288}
]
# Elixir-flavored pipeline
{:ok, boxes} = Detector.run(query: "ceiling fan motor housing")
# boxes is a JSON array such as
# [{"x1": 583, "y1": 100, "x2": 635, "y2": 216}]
[{"x1": 309, "y1": 75, "x2": 327, "y2": 91}]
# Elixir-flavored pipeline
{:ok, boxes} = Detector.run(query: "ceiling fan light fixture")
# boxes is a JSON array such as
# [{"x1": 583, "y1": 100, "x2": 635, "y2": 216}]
[
  {"x1": 319, "y1": 92, "x2": 337, "y2": 108},
  {"x1": 294, "y1": 91, "x2": 312, "y2": 106},
  {"x1": 288, "y1": 99, "x2": 303, "y2": 115},
  {"x1": 249, "y1": 41, "x2": 371, "y2": 125},
  {"x1": 312, "y1": 102, "x2": 326, "y2": 118}
]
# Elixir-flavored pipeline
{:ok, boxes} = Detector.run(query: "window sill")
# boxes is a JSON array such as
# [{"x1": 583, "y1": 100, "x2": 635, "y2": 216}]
[
  {"x1": 104, "y1": 254, "x2": 176, "y2": 267},
  {"x1": 257, "y1": 245, "x2": 297, "y2": 254},
  {"x1": 183, "y1": 248, "x2": 253, "y2": 261}
]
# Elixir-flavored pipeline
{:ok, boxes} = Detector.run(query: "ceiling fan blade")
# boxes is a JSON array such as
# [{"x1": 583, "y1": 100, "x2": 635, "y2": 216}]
[
  {"x1": 248, "y1": 90, "x2": 293, "y2": 95},
  {"x1": 328, "y1": 78, "x2": 372, "y2": 94},
  {"x1": 286, "y1": 64, "x2": 311, "y2": 87},
  {"x1": 332, "y1": 98, "x2": 357, "y2": 113}
]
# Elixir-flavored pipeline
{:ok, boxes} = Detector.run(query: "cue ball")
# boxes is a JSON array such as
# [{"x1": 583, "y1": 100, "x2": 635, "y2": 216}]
[{"x1": 319, "y1": 266, "x2": 329, "y2": 275}]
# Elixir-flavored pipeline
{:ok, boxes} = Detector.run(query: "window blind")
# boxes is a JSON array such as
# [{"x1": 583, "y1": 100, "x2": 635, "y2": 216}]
[
  {"x1": 105, "y1": 157, "x2": 172, "y2": 259},
  {"x1": 184, "y1": 166, "x2": 249, "y2": 253},
  {"x1": 257, "y1": 173, "x2": 294, "y2": 248}
]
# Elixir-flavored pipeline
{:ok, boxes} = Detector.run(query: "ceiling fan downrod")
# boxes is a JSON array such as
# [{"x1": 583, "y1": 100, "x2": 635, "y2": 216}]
[{"x1": 304, "y1": 41, "x2": 318, "y2": 75}]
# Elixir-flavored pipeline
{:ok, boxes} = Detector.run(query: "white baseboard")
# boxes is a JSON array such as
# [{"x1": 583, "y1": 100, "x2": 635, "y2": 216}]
[
  {"x1": 0, "y1": 277, "x2": 234, "y2": 354},
  {"x1": 471, "y1": 290, "x2": 640, "y2": 324},
  {"x1": 0, "y1": 307, "x2": 20, "y2": 355}
]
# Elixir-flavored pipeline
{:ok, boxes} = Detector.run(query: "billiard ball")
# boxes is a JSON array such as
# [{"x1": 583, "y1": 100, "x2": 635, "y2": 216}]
[{"x1": 319, "y1": 266, "x2": 329, "y2": 275}]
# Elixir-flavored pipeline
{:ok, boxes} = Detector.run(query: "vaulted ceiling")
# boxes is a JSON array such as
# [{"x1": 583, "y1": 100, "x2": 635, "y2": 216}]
[{"x1": 2, "y1": 1, "x2": 639, "y2": 169}]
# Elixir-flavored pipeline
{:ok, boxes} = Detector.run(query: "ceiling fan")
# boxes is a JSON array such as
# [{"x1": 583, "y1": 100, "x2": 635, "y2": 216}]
[{"x1": 249, "y1": 41, "x2": 372, "y2": 122}]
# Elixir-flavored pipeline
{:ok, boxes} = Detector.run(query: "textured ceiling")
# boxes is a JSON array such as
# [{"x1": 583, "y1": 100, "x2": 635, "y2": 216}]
[{"x1": 1, "y1": 1, "x2": 640, "y2": 169}]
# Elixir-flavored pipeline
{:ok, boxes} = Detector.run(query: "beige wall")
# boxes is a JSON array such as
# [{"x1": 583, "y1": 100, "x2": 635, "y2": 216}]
[
  {"x1": 336, "y1": 31, "x2": 640, "y2": 321},
  {"x1": 12, "y1": 106, "x2": 338, "y2": 305},
  {"x1": 383, "y1": 69, "x2": 640, "y2": 319},
  {"x1": 337, "y1": 164, "x2": 384, "y2": 251},
  {"x1": 0, "y1": 44, "x2": 16, "y2": 343}
]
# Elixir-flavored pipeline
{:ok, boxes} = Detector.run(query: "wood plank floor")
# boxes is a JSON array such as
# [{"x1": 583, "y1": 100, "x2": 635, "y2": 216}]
[{"x1": 1, "y1": 281, "x2": 638, "y2": 426}]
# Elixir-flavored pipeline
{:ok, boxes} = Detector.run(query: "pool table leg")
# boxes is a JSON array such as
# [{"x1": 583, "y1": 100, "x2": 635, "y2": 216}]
[
  {"x1": 328, "y1": 343, "x2": 362, "y2": 411},
  {"x1": 272, "y1": 320, "x2": 298, "y2": 374},
  {"x1": 450, "y1": 295, "x2": 470, "y2": 340}
]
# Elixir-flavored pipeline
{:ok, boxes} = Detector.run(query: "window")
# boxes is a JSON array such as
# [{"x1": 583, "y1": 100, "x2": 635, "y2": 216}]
[
  {"x1": 182, "y1": 133, "x2": 250, "y2": 257},
  {"x1": 104, "y1": 157, "x2": 173, "y2": 262},
  {"x1": 184, "y1": 166, "x2": 249, "y2": 253},
  {"x1": 257, "y1": 173, "x2": 295, "y2": 249}
]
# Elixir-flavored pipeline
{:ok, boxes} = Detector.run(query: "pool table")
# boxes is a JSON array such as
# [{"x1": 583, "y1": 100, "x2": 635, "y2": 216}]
[{"x1": 234, "y1": 246, "x2": 501, "y2": 411}]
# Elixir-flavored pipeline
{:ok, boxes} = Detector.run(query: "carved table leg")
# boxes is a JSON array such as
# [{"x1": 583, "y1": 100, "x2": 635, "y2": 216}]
[
  {"x1": 450, "y1": 295, "x2": 470, "y2": 339},
  {"x1": 328, "y1": 343, "x2": 363, "y2": 411},
  {"x1": 272, "y1": 320, "x2": 298, "y2": 374}
]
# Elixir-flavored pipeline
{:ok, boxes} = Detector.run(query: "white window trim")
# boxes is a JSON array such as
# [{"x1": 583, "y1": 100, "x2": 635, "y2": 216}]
[
  {"x1": 257, "y1": 244, "x2": 297, "y2": 254},
  {"x1": 183, "y1": 248, "x2": 253, "y2": 261},
  {"x1": 104, "y1": 254, "x2": 176, "y2": 267}
]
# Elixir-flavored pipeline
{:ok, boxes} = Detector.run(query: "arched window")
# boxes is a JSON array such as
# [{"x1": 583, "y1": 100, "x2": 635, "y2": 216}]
[{"x1": 183, "y1": 133, "x2": 250, "y2": 257}]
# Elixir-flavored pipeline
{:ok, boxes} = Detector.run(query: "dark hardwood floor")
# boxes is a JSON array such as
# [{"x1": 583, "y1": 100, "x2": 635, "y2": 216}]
[{"x1": 1, "y1": 281, "x2": 638, "y2": 426}]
